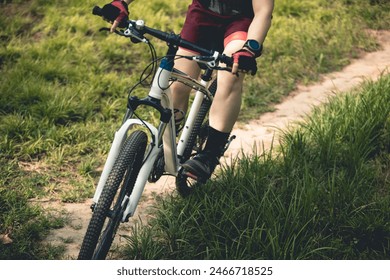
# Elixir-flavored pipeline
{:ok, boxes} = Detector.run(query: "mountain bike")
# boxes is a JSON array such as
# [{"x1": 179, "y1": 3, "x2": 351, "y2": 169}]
[{"x1": 77, "y1": 6, "x2": 236, "y2": 260}]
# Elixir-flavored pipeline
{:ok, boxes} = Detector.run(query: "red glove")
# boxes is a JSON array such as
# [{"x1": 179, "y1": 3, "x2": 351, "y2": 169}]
[
  {"x1": 231, "y1": 49, "x2": 257, "y2": 76},
  {"x1": 101, "y1": 0, "x2": 129, "y2": 29}
]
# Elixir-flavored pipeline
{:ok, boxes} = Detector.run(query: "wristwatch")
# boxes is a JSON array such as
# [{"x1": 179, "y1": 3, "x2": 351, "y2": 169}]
[{"x1": 243, "y1": 39, "x2": 263, "y2": 57}]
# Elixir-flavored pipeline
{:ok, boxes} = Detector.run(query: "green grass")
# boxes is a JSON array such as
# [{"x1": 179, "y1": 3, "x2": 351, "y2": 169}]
[
  {"x1": 0, "y1": 0, "x2": 389, "y2": 259},
  {"x1": 244, "y1": 0, "x2": 389, "y2": 119},
  {"x1": 120, "y1": 74, "x2": 390, "y2": 260},
  {"x1": 0, "y1": 159, "x2": 66, "y2": 259}
]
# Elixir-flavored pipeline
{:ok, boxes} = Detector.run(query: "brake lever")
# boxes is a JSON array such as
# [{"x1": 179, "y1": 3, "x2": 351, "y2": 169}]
[
  {"x1": 123, "y1": 27, "x2": 148, "y2": 44},
  {"x1": 98, "y1": 26, "x2": 148, "y2": 45},
  {"x1": 99, "y1": 27, "x2": 110, "y2": 32},
  {"x1": 193, "y1": 56, "x2": 217, "y2": 68},
  {"x1": 98, "y1": 27, "x2": 125, "y2": 36}
]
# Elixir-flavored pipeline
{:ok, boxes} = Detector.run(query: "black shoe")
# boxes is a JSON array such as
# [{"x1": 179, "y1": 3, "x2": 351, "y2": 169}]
[{"x1": 182, "y1": 152, "x2": 219, "y2": 183}]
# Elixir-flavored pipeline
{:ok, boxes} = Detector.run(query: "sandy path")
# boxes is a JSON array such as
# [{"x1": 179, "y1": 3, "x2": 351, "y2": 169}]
[{"x1": 45, "y1": 30, "x2": 390, "y2": 259}]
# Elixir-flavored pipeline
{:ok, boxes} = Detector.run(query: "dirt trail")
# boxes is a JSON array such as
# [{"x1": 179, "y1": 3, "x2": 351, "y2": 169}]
[{"x1": 45, "y1": 30, "x2": 390, "y2": 259}]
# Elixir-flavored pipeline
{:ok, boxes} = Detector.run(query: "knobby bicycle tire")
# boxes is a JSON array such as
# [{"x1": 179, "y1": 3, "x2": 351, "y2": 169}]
[
  {"x1": 78, "y1": 130, "x2": 147, "y2": 260},
  {"x1": 176, "y1": 79, "x2": 217, "y2": 196},
  {"x1": 181, "y1": 79, "x2": 217, "y2": 161}
]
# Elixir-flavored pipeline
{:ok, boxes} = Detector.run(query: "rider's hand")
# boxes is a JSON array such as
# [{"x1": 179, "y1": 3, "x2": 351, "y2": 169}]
[
  {"x1": 231, "y1": 49, "x2": 257, "y2": 76},
  {"x1": 101, "y1": 0, "x2": 129, "y2": 32}
]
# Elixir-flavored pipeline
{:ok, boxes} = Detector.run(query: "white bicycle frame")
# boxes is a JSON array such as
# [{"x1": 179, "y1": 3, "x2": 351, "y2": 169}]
[{"x1": 91, "y1": 54, "x2": 216, "y2": 222}]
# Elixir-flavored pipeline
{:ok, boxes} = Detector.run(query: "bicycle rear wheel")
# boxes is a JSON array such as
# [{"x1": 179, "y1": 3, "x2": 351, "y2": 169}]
[
  {"x1": 78, "y1": 130, "x2": 147, "y2": 260},
  {"x1": 176, "y1": 79, "x2": 217, "y2": 196}
]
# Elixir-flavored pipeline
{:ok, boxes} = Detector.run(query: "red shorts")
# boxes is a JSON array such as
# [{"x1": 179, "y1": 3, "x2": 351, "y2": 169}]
[{"x1": 180, "y1": 1, "x2": 253, "y2": 52}]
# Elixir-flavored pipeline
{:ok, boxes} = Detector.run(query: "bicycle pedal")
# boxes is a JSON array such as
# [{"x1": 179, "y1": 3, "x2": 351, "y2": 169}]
[
  {"x1": 185, "y1": 171, "x2": 208, "y2": 184},
  {"x1": 185, "y1": 171, "x2": 198, "y2": 180}
]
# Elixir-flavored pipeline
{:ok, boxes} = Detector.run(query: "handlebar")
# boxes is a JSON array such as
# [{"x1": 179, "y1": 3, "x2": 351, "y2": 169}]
[{"x1": 92, "y1": 6, "x2": 233, "y2": 67}]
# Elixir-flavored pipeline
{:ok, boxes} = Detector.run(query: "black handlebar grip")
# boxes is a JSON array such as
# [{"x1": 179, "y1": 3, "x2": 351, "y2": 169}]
[
  {"x1": 222, "y1": 55, "x2": 233, "y2": 67},
  {"x1": 92, "y1": 6, "x2": 103, "y2": 16}
]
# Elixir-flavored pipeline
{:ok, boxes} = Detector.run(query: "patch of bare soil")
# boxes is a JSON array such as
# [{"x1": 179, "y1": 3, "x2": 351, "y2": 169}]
[{"x1": 44, "y1": 30, "x2": 390, "y2": 260}]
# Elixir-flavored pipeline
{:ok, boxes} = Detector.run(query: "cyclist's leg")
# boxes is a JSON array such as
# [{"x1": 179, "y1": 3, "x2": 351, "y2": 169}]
[
  {"x1": 170, "y1": 48, "x2": 201, "y2": 119},
  {"x1": 149, "y1": 51, "x2": 199, "y2": 183},
  {"x1": 180, "y1": 12, "x2": 251, "y2": 181},
  {"x1": 182, "y1": 38, "x2": 246, "y2": 181},
  {"x1": 209, "y1": 39, "x2": 246, "y2": 133},
  {"x1": 173, "y1": 2, "x2": 218, "y2": 119}
]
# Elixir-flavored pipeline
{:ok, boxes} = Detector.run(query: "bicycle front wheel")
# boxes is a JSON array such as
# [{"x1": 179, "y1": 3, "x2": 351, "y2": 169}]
[{"x1": 78, "y1": 130, "x2": 147, "y2": 260}]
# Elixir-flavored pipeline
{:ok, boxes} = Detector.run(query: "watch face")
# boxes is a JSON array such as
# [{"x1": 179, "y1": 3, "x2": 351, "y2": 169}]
[{"x1": 248, "y1": 40, "x2": 260, "y2": 51}]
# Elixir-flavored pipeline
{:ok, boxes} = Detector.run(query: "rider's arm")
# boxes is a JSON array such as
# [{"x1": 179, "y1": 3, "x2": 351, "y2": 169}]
[
  {"x1": 246, "y1": 0, "x2": 274, "y2": 50},
  {"x1": 231, "y1": 0, "x2": 274, "y2": 75}
]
